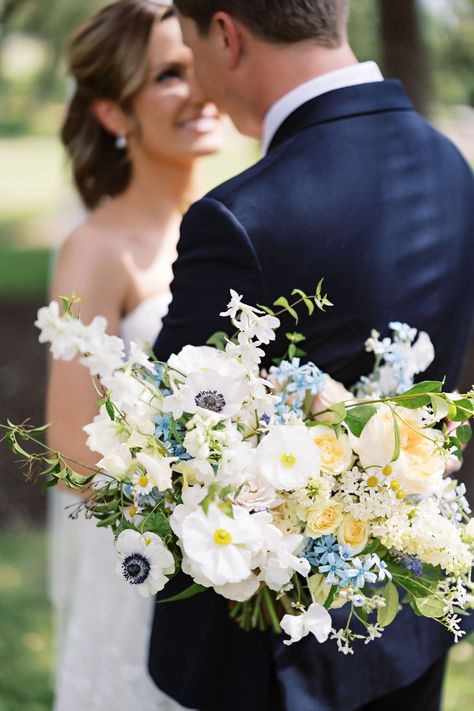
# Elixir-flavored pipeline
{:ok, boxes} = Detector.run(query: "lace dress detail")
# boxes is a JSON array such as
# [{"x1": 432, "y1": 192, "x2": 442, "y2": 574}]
[{"x1": 50, "y1": 294, "x2": 194, "y2": 711}]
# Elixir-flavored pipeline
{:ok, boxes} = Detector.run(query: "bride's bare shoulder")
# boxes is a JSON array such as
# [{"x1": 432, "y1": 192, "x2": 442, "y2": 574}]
[{"x1": 51, "y1": 206, "x2": 131, "y2": 305}]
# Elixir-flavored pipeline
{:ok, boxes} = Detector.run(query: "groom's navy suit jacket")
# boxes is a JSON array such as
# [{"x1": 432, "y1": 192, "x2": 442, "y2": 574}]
[{"x1": 151, "y1": 81, "x2": 474, "y2": 711}]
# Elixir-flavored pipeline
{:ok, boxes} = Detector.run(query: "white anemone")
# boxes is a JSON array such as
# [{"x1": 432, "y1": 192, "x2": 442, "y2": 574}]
[
  {"x1": 163, "y1": 371, "x2": 250, "y2": 420},
  {"x1": 115, "y1": 530, "x2": 175, "y2": 597}
]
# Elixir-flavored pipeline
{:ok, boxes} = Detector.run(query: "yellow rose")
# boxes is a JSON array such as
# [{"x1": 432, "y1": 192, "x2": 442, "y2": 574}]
[
  {"x1": 312, "y1": 425, "x2": 352, "y2": 473},
  {"x1": 306, "y1": 502, "x2": 342, "y2": 538},
  {"x1": 338, "y1": 514, "x2": 369, "y2": 554},
  {"x1": 392, "y1": 411, "x2": 445, "y2": 495}
]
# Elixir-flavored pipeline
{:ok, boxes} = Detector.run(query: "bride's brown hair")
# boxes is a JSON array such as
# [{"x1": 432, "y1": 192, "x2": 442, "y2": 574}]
[{"x1": 61, "y1": 0, "x2": 174, "y2": 210}]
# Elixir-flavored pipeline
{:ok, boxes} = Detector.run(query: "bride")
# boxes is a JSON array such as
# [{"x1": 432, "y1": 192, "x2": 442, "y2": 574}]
[{"x1": 46, "y1": 2, "x2": 223, "y2": 709}]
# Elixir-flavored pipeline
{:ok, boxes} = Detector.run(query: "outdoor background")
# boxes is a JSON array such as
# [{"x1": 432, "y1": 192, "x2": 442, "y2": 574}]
[{"x1": 0, "y1": 0, "x2": 473, "y2": 709}]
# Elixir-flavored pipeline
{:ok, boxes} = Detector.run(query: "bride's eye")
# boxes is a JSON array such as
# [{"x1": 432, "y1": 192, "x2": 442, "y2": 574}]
[{"x1": 155, "y1": 66, "x2": 183, "y2": 84}]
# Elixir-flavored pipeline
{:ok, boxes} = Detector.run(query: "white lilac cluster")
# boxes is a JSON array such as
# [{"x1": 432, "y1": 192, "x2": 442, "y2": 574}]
[{"x1": 35, "y1": 294, "x2": 474, "y2": 650}]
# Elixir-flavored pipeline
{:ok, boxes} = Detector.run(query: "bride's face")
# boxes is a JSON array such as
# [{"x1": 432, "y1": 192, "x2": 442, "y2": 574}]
[{"x1": 128, "y1": 17, "x2": 223, "y2": 164}]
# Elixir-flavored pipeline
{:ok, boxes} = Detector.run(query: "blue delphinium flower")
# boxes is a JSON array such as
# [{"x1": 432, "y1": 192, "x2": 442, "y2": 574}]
[{"x1": 270, "y1": 359, "x2": 327, "y2": 407}]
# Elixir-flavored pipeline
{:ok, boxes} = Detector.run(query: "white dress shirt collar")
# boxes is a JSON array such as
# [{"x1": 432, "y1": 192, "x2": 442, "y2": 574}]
[{"x1": 262, "y1": 61, "x2": 383, "y2": 153}]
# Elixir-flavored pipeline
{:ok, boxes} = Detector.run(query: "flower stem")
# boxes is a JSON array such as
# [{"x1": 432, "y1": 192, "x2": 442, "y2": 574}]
[{"x1": 262, "y1": 588, "x2": 282, "y2": 633}]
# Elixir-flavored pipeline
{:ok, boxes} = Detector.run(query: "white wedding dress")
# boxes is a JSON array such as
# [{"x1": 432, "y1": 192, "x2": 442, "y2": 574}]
[{"x1": 49, "y1": 293, "x2": 193, "y2": 711}]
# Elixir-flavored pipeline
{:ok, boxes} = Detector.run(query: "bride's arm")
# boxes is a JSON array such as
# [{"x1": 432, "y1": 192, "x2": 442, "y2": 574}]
[{"x1": 46, "y1": 226, "x2": 128, "y2": 493}]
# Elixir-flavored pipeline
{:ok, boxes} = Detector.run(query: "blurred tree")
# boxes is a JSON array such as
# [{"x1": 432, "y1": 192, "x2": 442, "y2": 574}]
[{"x1": 379, "y1": 0, "x2": 432, "y2": 115}]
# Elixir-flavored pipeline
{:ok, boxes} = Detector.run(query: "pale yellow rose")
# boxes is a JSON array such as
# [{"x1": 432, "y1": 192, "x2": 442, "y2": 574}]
[
  {"x1": 338, "y1": 514, "x2": 369, "y2": 554},
  {"x1": 392, "y1": 410, "x2": 445, "y2": 496},
  {"x1": 312, "y1": 425, "x2": 352, "y2": 473},
  {"x1": 305, "y1": 502, "x2": 342, "y2": 538}
]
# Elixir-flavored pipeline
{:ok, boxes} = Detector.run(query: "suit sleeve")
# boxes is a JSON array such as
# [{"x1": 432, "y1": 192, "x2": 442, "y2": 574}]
[{"x1": 153, "y1": 197, "x2": 267, "y2": 362}]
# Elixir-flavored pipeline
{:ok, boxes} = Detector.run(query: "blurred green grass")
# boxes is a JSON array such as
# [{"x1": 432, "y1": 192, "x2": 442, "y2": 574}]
[{"x1": 0, "y1": 530, "x2": 472, "y2": 711}]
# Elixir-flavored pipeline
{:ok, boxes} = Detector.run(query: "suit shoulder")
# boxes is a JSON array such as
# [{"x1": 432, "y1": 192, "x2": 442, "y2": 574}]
[{"x1": 204, "y1": 146, "x2": 286, "y2": 205}]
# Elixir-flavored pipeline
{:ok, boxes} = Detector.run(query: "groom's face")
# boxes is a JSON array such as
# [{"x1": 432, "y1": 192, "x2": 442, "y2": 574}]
[{"x1": 177, "y1": 13, "x2": 258, "y2": 137}]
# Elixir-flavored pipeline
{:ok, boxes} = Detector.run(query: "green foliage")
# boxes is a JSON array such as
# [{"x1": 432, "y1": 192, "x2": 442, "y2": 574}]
[
  {"x1": 157, "y1": 583, "x2": 206, "y2": 604},
  {"x1": 377, "y1": 581, "x2": 399, "y2": 628},
  {"x1": 344, "y1": 405, "x2": 377, "y2": 437},
  {"x1": 206, "y1": 331, "x2": 229, "y2": 351}
]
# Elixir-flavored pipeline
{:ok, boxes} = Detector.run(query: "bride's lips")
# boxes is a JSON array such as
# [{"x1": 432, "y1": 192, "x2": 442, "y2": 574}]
[{"x1": 177, "y1": 113, "x2": 219, "y2": 135}]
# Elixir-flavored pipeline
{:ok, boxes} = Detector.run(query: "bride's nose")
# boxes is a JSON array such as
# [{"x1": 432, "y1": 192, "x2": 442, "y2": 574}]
[{"x1": 187, "y1": 68, "x2": 209, "y2": 107}]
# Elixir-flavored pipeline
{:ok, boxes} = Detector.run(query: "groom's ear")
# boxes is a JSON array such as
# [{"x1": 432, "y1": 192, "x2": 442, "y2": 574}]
[{"x1": 212, "y1": 12, "x2": 244, "y2": 71}]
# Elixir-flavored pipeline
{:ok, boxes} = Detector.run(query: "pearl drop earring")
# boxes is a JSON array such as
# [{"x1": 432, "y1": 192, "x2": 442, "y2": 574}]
[{"x1": 115, "y1": 133, "x2": 127, "y2": 150}]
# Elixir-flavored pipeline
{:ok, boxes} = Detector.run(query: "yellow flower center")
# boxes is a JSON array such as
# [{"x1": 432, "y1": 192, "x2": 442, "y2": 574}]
[
  {"x1": 390, "y1": 480, "x2": 400, "y2": 492},
  {"x1": 138, "y1": 475, "x2": 149, "y2": 488},
  {"x1": 280, "y1": 452, "x2": 297, "y2": 468},
  {"x1": 129, "y1": 506, "x2": 137, "y2": 518},
  {"x1": 396, "y1": 490, "x2": 406, "y2": 500},
  {"x1": 213, "y1": 529, "x2": 232, "y2": 546},
  {"x1": 367, "y1": 475, "x2": 378, "y2": 488},
  {"x1": 383, "y1": 465, "x2": 393, "y2": 476}
]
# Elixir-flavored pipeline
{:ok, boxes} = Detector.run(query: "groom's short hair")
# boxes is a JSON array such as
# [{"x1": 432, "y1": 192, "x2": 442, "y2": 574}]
[{"x1": 173, "y1": 0, "x2": 349, "y2": 47}]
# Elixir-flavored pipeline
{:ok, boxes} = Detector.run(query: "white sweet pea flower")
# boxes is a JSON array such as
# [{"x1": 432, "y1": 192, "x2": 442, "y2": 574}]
[
  {"x1": 252, "y1": 513, "x2": 310, "y2": 590},
  {"x1": 217, "y1": 442, "x2": 258, "y2": 488},
  {"x1": 163, "y1": 371, "x2": 250, "y2": 420},
  {"x1": 180, "y1": 503, "x2": 261, "y2": 586},
  {"x1": 98, "y1": 447, "x2": 133, "y2": 479},
  {"x1": 169, "y1": 486, "x2": 207, "y2": 538},
  {"x1": 281, "y1": 603, "x2": 332, "y2": 646},
  {"x1": 173, "y1": 458, "x2": 216, "y2": 486},
  {"x1": 35, "y1": 301, "x2": 85, "y2": 360},
  {"x1": 115, "y1": 530, "x2": 175, "y2": 597},
  {"x1": 256, "y1": 425, "x2": 321, "y2": 490},
  {"x1": 135, "y1": 452, "x2": 175, "y2": 492},
  {"x1": 80, "y1": 331, "x2": 125, "y2": 380}
]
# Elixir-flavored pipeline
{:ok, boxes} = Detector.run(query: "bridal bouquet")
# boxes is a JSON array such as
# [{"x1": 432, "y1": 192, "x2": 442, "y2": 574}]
[{"x1": 6, "y1": 286, "x2": 474, "y2": 653}]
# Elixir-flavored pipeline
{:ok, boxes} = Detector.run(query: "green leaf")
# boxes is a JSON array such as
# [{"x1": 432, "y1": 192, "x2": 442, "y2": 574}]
[
  {"x1": 413, "y1": 596, "x2": 446, "y2": 619},
  {"x1": 96, "y1": 512, "x2": 122, "y2": 528},
  {"x1": 391, "y1": 411, "x2": 401, "y2": 462},
  {"x1": 105, "y1": 400, "x2": 115, "y2": 421},
  {"x1": 329, "y1": 402, "x2": 347, "y2": 424},
  {"x1": 157, "y1": 583, "x2": 206, "y2": 604},
  {"x1": 323, "y1": 584, "x2": 338, "y2": 610},
  {"x1": 273, "y1": 296, "x2": 299, "y2": 324},
  {"x1": 285, "y1": 331, "x2": 306, "y2": 344},
  {"x1": 450, "y1": 398, "x2": 474, "y2": 423},
  {"x1": 292, "y1": 289, "x2": 315, "y2": 315},
  {"x1": 257, "y1": 304, "x2": 276, "y2": 316},
  {"x1": 456, "y1": 424, "x2": 472, "y2": 446},
  {"x1": 430, "y1": 395, "x2": 449, "y2": 421},
  {"x1": 394, "y1": 381, "x2": 443, "y2": 409},
  {"x1": 288, "y1": 344, "x2": 297, "y2": 360},
  {"x1": 344, "y1": 405, "x2": 377, "y2": 437},
  {"x1": 206, "y1": 331, "x2": 229, "y2": 351},
  {"x1": 377, "y1": 581, "x2": 399, "y2": 628}
]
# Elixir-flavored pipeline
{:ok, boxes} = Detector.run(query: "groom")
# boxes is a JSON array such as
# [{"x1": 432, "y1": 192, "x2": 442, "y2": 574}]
[{"x1": 151, "y1": 1, "x2": 474, "y2": 709}]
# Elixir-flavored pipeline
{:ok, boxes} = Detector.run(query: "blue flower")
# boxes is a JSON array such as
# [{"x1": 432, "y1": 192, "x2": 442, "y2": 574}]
[
  {"x1": 154, "y1": 413, "x2": 173, "y2": 441},
  {"x1": 371, "y1": 554, "x2": 392, "y2": 581},
  {"x1": 319, "y1": 552, "x2": 352, "y2": 585},
  {"x1": 394, "y1": 552, "x2": 424, "y2": 577},
  {"x1": 345, "y1": 557, "x2": 378, "y2": 589},
  {"x1": 302, "y1": 535, "x2": 339, "y2": 566}
]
